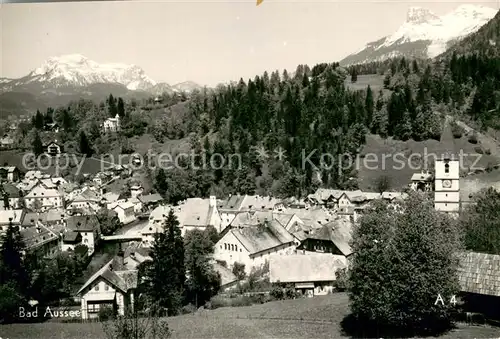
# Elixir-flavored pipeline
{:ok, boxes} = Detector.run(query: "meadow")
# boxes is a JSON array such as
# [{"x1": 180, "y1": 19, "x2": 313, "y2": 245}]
[{"x1": 2, "y1": 293, "x2": 499, "y2": 339}]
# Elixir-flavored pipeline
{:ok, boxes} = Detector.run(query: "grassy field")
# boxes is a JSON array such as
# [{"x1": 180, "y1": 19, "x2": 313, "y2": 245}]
[
  {"x1": 357, "y1": 133, "x2": 500, "y2": 191},
  {"x1": 344, "y1": 74, "x2": 389, "y2": 97},
  {"x1": 2, "y1": 294, "x2": 499, "y2": 339}
]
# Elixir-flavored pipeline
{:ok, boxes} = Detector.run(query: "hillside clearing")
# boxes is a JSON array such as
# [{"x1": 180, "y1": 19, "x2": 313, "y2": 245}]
[{"x1": 2, "y1": 294, "x2": 499, "y2": 339}]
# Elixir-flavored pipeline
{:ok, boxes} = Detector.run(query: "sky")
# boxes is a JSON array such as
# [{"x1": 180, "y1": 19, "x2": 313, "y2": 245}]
[{"x1": 1, "y1": 0, "x2": 499, "y2": 86}]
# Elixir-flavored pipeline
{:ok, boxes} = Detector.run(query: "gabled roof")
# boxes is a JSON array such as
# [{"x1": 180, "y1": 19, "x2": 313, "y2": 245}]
[
  {"x1": 22, "y1": 212, "x2": 48, "y2": 227},
  {"x1": 63, "y1": 230, "x2": 81, "y2": 243},
  {"x1": 77, "y1": 258, "x2": 138, "y2": 295},
  {"x1": 269, "y1": 253, "x2": 347, "y2": 283},
  {"x1": 25, "y1": 184, "x2": 62, "y2": 198},
  {"x1": 138, "y1": 193, "x2": 163, "y2": 204},
  {"x1": 2, "y1": 183, "x2": 21, "y2": 198},
  {"x1": 458, "y1": 251, "x2": 500, "y2": 297},
  {"x1": 0, "y1": 209, "x2": 25, "y2": 225},
  {"x1": 66, "y1": 215, "x2": 100, "y2": 232},
  {"x1": 306, "y1": 218, "x2": 353, "y2": 256},
  {"x1": 0, "y1": 166, "x2": 18, "y2": 173},
  {"x1": 219, "y1": 195, "x2": 246, "y2": 211},
  {"x1": 46, "y1": 208, "x2": 66, "y2": 222},
  {"x1": 71, "y1": 187, "x2": 100, "y2": 202},
  {"x1": 229, "y1": 220, "x2": 294, "y2": 255},
  {"x1": 411, "y1": 172, "x2": 434, "y2": 182},
  {"x1": 21, "y1": 224, "x2": 60, "y2": 250},
  {"x1": 230, "y1": 210, "x2": 273, "y2": 227}
]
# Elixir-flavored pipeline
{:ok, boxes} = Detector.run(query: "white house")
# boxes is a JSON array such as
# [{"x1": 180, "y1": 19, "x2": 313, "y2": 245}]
[
  {"x1": 141, "y1": 196, "x2": 221, "y2": 246},
  {"x1": 218, "y1": 195, "x2": 282, "y2": 231},
  {"x1": 45, "y1": 141, "x2": 63, "y2": 156},
  {"x1": 2, "y1": 183, "x2": 22, "y2": 209},
  {"x1": 66, "y1": 187, "x2": 101, "y2": 212},
  {"x1": 213, "y1": 220, "x2": 296, "y2": 274},
  {"x1": 24, "y1": 184, "x2": 64, "y2": 211},
  {"x1": 62, "y1": 215, "x2": 101, "y2": 255},
  {"x1": 0, "y1": 209, "x2": 25, "y2": 232},
  {"x1": 0, "y1": 166, "x2": 20, "y2": 182},
  {"x1": 269, "y1": 253, "x2": 348, "y2": 297},
  {"x1": 102, "y1": 114, "x2": 121, "y2": 133},
  {"x1": 109, "y1": 201, "x2": 136, "y2": 225},
  {"x1": 77, "y1": 253, "x2": 137, "y2": 320},
  {"x1": 130, "y1": 185, "x2": 143, "y2": 199}
]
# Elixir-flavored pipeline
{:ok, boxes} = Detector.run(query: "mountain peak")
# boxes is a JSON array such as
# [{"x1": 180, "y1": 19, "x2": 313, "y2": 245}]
[
  {"x1": 406, "y1": 7, "x2": 439, "y2": 24},
  {"x1": 341, "y1": 4, "x2": 498, "y2": 66}
]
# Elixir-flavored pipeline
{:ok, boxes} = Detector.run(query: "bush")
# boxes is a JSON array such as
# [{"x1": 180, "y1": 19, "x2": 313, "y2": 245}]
[
  {"x1": 474, "y1": 146, "x2": 484, "y2": 154},
  {"x1": 180, "y1": 303, "x2": 197, "y2": 314},
  {"x1": 484, "y1": 148, "x2": 491, "y2": 155},
  {"x1": 99, "y1": 306, "x2": 116, "y2": 322},
  {"x1": 468, "y1": 133, "x2": 478, "y2": 144},
  {"x1": 334, "y1": 267, "x2": 349, "y2": 291},
  {"x1": 269, "y1": 286, "x2": 284, "y2": 300},
  {"x1": 451, "y1": 122, "x2": 464, "y2": 139}
]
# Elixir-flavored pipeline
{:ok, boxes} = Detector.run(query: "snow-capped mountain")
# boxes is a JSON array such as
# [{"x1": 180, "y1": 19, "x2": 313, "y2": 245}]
[
  {"x1": 340, "y1": 4, "x2": 498, "y2": 65},
  {"x1": 20, "y1": 54, "x2": 156, "y2": 91},
  {"x1": 172, "y1": 81, "x2": 203, "y2": 93}
]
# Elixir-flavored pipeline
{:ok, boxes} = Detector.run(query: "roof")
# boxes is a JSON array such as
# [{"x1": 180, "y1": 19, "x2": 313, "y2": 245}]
[
  {"x1": 411, "y1": 172, "x2": 434, "y2": 182},
  {"x1": 2, "y1": 183, "x2": 21, "y2": 198},
  {"x1": 240, "y1": 195, "x2": 281, "y2": 211},
  {"x1": 230, "y1": 220, "x2": 294, "y2": 255},
  {"x1": 112, "y1": 201, "x2": 135, "y2": 210},
  {"x1": 25, "y1": 184, "x2": 62, "y2": 198},
  {"x1": 285, "y1": 207, "x2": 333, "y2": 228},
  {"x1": 269, "y1": 253, "x2": 348, "y2": 283},
  {"x1": 138, "y1": 193, "x2": 163, "y2": 204},
  {"x1": 22, "y1": 212, "x2": 48, "y2": 226},
  {"x1": 307, "y1": 218, "x2": 353, "y2": 256},
  {"x1": 213, "y1": 262, "x2": 238, "y2": 287},
  {"x1": 219, "y1": 195, "x2": 246, "y2": 211},
  {"x1": 0, "y1": 209, "x2": 25, "y2": 225},
  {"x1": 46, "y1": 209, "x2": 66, "y2": 222},
  {"x1": 230, "y1": 210, "x2": 274, "y2": 227},
  {"x1": 178, "y1": 198, "x2": 215, "y2": 227},
  {"x1": 21, "y1": 224, "x2": 60, "y2": 250},
  {"x1": 102, "y1": 192, "x2": 120, "y2": 203},
  {"x1": 458, "y1": 251, "x2": 500, "y2": 297},
  {"x1": 66, "y1": 215, "x2": 100, "y2": 232},
  {"x1": 63, "y1": 230, "x2": 81, "y2": 242},
  {"x1": 381, "y1": 191, "x2": 408, "y2": 201},
  {"x1": 0, "y1": 166, "x2": 17, "y2": 173},
  {"x1": 72, "y1": 187, "x2": 100, "y2": 202},
  {"x1": 77, "y1": 258, "x2": 138, "y2": 295}
]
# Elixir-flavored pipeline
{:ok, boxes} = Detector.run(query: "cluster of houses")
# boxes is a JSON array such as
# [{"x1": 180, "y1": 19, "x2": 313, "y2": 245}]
[{"x1": 0, "y1": 155, "x2": 498, "y2": 320}]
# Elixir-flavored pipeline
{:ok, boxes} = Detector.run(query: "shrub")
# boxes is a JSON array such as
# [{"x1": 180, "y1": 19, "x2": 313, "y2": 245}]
[
  {"x1": 484, "y1": 148, "x2": 491, "y2": 155},
  {"x1": 474, "y1": 146, "x2": 484, "y2": 154},
  {"x1": 180, "y1": 303, "x2": 197, "y2": 314},
  {"x1": 284, "y1": 288, "x2": 297, "y2": 299},
  {"x1": 468, "y1": 133, "x2": 478, "y2": 144},
  {"x1": 98, "y1": 306, "x2": 115, "y2": 322},
  {"x1": 451, "y1": 122, "x2": 464, "y2": 139},
  {"x1": 334, "y1": 267, "x2": 349, "y2": 291},
  {"x1": 269, "y1": 286, "x2": 284, "y2": 300}
]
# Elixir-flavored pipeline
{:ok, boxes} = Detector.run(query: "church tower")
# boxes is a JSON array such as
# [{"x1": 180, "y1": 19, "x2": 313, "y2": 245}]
[
  {"x1": 434, "y1": 117, "x2": 460, "y2": 216},
  {"x1": 434, "y1": 154, "x2": 460, "y2": 214}
]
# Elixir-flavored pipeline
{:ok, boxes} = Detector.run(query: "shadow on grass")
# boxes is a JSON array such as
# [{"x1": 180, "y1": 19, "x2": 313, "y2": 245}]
[{"x1": 340, "y1": 313, "x2": 457, "y2": 338}]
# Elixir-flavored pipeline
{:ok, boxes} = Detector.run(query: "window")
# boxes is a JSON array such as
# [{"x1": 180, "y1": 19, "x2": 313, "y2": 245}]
[
  {"x1": 445, "y1": 164, "x2": 449, "y2": 174},
  {"x1": 95, "y1": 285, "x2": 99, "y2": 291},
  {"x1": 231, "y1": 244, "x2": 234, "y2": 251},
  {"x1": 104, "y1": 285, "x2": 109, "y2": 291},
  {"x1": 235, "y1": 245, "x2": 238, "y2": 251},
  {"x1": 87, "y1": 304, "x2": 100, "y2": 313},
  {"x1": 224, "y1": 243, "x2": 227, "y2": 250}
]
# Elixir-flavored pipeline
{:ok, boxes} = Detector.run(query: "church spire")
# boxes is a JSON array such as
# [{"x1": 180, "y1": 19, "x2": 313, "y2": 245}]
[{"x1": 438, "y1": 116, "x2": 457, "y2": 161}]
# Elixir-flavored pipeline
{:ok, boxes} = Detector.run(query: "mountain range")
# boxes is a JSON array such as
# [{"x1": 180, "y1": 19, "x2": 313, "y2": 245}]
[
  {"x1": 0, "y1": 54, "x2": 203, "y2": 118},
  {"x1": 340, "y1": 4, "x2": 498, "y2": 65}
]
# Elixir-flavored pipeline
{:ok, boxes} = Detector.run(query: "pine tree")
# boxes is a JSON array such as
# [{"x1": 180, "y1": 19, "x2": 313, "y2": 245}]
[
  {"x1": 108, "y1": 94, "x2": 117, "y2": 117},
  {"x1": 32, "y1": 110, "x2": 44, "y2": 130},
  {"x1": 351, "y1": 68, "x2": 358, "y2": 83},
  {"x1": 0, "y1": 220, "x2": 29, "y2": 295},
  {"x1": 117, "y1": 97, "x2": 125, "y2": 117},
  {"x1": 32, "y1": 131, "x2": 44, "y2": 157},
  {"x1": 154, "y1": 169, "x2": 168, "y2": 197},
  {"x1": 146, "y1": 209, "x2": 185, "y2": 315},
  {"x1": 78, "y1": 130, "x2": 93, "y2": 157},
  {"x1": 365, "y1": 85, "x2": 374, "y2": 126}
]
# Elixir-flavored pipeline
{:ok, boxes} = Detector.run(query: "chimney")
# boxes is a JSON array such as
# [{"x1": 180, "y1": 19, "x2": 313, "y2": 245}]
[{"x1": 209, "y1": 195, "x2": 216, "y2": 207}]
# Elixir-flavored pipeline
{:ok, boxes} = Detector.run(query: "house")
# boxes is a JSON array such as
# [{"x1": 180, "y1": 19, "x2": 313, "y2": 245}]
[
  {"x1": 137, "y1": 193, "x2": 163, "y2": 210},
  {"x1": 109, "y1": 201, "x2": 136, "y2": 225},
  {"x1": 410, "y1": 170, "x2": 434, "y2": 192},
  {"x1": 39, "y1": 177, "x2": 67, "y2": 190},
  {"x1": 228, "y1": 211, "x2": 302, "y2": 236},
  {"x1": 45, "y1": 208, "x2": 66, "y2": 226},
  {"x1": 0, "y1": 209, "x2": 25, "y2": 232},
  {"x1": 2, "y1": 183, "x2": 22, "y2": 209},
  {"x1": 269, "y1": 253, "x2": 348, "y2": 297},
  {"x1": 213, "y1": 220, "x2": 296, "y2": 274},
  {"x1": 297, "y1": 218, "x2": 353, "y2": 257},
  {"x1": 218, "y1": 195, "x2": 281, "y2": 231},
  {"x1": 24, "y1": 170, "x2": 50, "y2": 181},
  {"x1": 102, "y1": 114, "x2": 121, "y2": 133},
  {"x1": 141, "y1": 196, "x2": 221, "y2": 246},
  {"x1": 24, "y1": 184, "x2": 64, "y2": 211},
  {"x1": 102, "y1": 192, "x2": 120, "y2": 206},
  {"x1": 21, "y1": 212, "x2": 48, "y2": 228},
  {"x1": 77, "y1": 252, "x2": 137, "y2": 320},
  {"x1": 63, "y1": 215, "x2": 101, "y2": 255},
  {"x1": 123, "y1": 244, "x2": 152, "y2": 270},
  {"x1": 44, "y1": 122, "x2": 59, "y2": 132},
  {"x1": 0, "y1": 135, "x2": 14, "y2": 149},
  {"x1": 45, "y1": 140, "x2": 63, "y2": 156},
  {"x1": 66, "y1": 187, "x2": 101, "y2": 212},
  {"x1": 21, "y1": 222, "x2": 64, "y2": 259},
  {"x1": 129, "y1": 185, "x2": 143, "y2": 199},
  {"x1": 0, "y1": 166, "x2": 20, "y2": 182},
  {"x1": 458, "y1": 251, "x2": 500, "y2": 320}
]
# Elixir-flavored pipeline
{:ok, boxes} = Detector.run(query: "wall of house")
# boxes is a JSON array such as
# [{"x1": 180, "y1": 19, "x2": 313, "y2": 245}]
[
  {"x1": 25, "y1": 196, "x2": 63, "y2": 210},
  {"x1": 62, "y1": 243, "x2": 77, "y2": 252},
  {"x1": 115, "y1": 207, "x2": 136, "y2": 224},
  {"x1": 338, "y1": 195, "x2": 352, "y2": 208},
  {"x1": 80, "y1": 278, "x2": 117, "y2": 319},
  {"x1": 251, "y1": 243, "x2": 296, "y2": 272},
  {"x1": 213, "y1": 231, "x2": 252, "y2": 271},
  {"x1": 284, "y1": 214, "x2": 303, "y2": 230},
  {"x1": 220, "y1": 211, "x2": 237, "y2": 231},
  {"x1": 81, "y1": 231, "x2": 96, "y2": 255},
  {"x1": 208, "y1": 209, "x2": 222, "y2": 233}
]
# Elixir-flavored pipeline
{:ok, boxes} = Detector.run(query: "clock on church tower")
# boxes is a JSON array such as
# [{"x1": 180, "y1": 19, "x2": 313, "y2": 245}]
[{"x1": 434, "y1": 155, "x2": 460, "y2": 213}]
